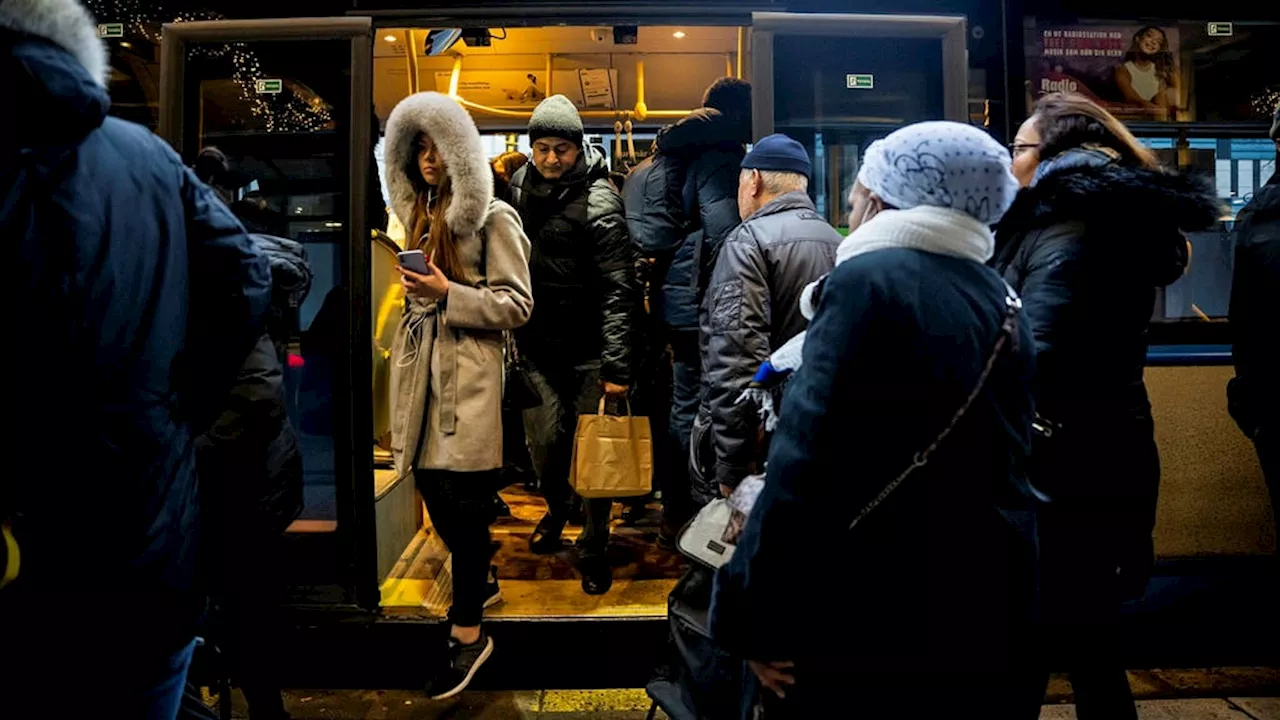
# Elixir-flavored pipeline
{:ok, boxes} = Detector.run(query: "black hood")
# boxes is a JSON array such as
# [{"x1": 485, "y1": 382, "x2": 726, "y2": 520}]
[
  {"x1": 0, "y1": 29, "x2": 109, "y2": 155},
  {"x1": 997, "y1": 160, "x2": 1222, "y2": 287},
  {"x1": 655, "y1": 107, "x2": 750, "y2": 157}
]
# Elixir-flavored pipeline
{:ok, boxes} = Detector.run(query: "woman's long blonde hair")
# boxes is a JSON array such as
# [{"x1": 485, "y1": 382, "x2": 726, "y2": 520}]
[{"x1": 407, "y1": 139, "x2": 471, "y2": 284}]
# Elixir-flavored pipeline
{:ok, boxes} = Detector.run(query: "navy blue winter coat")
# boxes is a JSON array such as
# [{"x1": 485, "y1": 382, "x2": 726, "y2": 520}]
[
  {"x1": 709, "y1": 250, "x2": 1039, "y2": 706},
  {"x1": 653, "y1": 108, "x2": 748, "y2": 331},
  {"x1": 0, "y1": 27, "x2": 271, "y2": 654}
]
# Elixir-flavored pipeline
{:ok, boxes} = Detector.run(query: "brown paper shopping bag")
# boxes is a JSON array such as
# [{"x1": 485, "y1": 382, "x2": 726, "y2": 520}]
[{"x1": 569, "y1": 397, "x2": 653, "y2": 499}]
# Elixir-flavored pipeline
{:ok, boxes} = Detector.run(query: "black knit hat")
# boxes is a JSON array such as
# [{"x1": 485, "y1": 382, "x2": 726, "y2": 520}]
[
  {"x1": 529, "y1": 95, "x2": 584, "y2": 148},
  {"x1": 742, "y1": 133, "x2": 811, "y2": 179}
]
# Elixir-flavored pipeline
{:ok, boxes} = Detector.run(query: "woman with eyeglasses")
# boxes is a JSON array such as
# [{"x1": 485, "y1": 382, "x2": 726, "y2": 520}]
[{"x1": 995, "y1": 93, "x2": 1220, "y2": 718}]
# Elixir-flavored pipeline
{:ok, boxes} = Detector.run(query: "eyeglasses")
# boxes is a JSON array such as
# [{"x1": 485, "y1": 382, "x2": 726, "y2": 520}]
[{"x1": 1008, "y1": 143, "x2": 1038, "y2": 158}]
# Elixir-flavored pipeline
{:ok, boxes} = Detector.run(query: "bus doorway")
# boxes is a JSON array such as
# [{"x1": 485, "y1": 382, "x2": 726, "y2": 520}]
[{"x1": 155, "y1": 8, "x2": 964, "y2": 687}]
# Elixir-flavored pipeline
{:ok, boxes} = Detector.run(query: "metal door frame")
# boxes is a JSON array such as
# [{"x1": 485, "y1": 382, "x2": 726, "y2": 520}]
[
  {"x1": 159, "y1": 17, "x2": 378, "y2": 610},
  {"x1": 750, "y1": 12, "x2": 969, "y2": 140}
]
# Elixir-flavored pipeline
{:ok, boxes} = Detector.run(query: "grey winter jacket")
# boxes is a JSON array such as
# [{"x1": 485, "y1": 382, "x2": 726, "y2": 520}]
[{"x1": 693, "y1": 192, "x2": 840, "y2": 500}]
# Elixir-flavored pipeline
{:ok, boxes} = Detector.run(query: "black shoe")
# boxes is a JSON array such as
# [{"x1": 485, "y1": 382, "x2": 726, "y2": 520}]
[
  {"x1": 425, "y1": 631, "x2": 495, "y2": 700},
  {"x1": 580, "y1": 557, "x2": 613, "y2": 595},
  {"x1": 568, "y1": 499, "x2": 585, "y2": 526},
  {"x1": 529, "y1": 515, "x2": 565, "y2": 555},
  {"x1": 492, "y1": 493, "x2": 511, "y2": 519},
  {"x1": 483, "y1": 565, "x2": 502, "y2": 609}
]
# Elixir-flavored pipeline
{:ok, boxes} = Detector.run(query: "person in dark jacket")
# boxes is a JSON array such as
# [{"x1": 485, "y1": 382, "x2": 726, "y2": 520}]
[
  {"x1": 192, "y1": 151, "x2": 312, "y2": 719},
  {"x1": 690, "y1": 134, "x2": 839, "y2": 504},
  {"x1": 996, "y1": 92, "x2": 1221, "y2": 718},
  {"x1": 0, "y1": 0, "x2": 271, "y2": 714},
  {"x1": 508, "y1": 95, "x2": 640, "y2": 595},
  {"x1": 1228, "y1": 105, "x2": 1280, "y2": 556},
  {"x1": 648, "y1": 77, "x2": 752, "y2": 536},
  {"x1": 710, "y1": 122, "x2": 1038, "y2": 717}
]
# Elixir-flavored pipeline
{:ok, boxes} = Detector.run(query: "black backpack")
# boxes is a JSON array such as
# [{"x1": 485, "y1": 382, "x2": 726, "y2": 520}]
[{"x1": 624, "y1": 151, "x2": 692, "y2": 256}]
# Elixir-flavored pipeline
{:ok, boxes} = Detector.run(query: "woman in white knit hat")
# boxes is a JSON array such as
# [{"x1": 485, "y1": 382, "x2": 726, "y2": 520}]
[{"x1": 710, "y1": 121, "x2": 1043, "y2": 718}]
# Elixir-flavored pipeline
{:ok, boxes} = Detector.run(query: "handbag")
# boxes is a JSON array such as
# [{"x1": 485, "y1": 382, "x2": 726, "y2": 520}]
[
  {"x1": 676, "y1": 285, "x2": 1023, "y2": 565},
  {"x1": 502, "y1": 332, "x2": 541, "y2": 411},
  {"x1": 569, "y1": 396, "x2": 653, "y2": 499}
]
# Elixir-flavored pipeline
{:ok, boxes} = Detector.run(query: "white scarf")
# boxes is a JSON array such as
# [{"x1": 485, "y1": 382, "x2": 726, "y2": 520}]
[
  {"x1": 740, "y1": 205, "x2": 996, "y2": 430},
  {"x1": 799, "y1": 205, "x2": 994, "y2": 319}
]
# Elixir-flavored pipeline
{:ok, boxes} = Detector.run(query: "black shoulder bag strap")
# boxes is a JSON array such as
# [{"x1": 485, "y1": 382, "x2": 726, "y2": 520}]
[{"x1": 849, "y1": 284, "x2": 1023, "y2": 531}]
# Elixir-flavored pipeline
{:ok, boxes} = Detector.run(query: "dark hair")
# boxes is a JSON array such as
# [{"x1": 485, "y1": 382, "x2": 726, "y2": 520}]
[
  {"x1": 193, "y1": 146, "x2": 230, "y2": 185},
  {"x1": 608, "y1": 170, "x2": 627, "y2": 193},
  {"x1": 1032, "y1": 92, "x2": 1159, "y2": 169},
  {"x1": 1124, "y1": 26, "x2": 1175, "y2": 86},
  {"x1": 703, "y1": 77, "x2": 751, "y2": 119},
  {"x1": 490, "y1": 150, "x2": 528, "y2": 198}
]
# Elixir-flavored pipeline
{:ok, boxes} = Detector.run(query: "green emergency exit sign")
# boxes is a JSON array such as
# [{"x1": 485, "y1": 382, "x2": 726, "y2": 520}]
[
  {"x1": 1208, "y1": 22, "x2": 1233, "y2": 37},
  {"x1": 255, "y1": 79, "x2": 283, "y2": 94},
  {"x1": 97, "y1": 23, "x2": 124, "y2": 38},
  {"x1": 846, "y1": 74, "x2": 875, "y2": 90}
]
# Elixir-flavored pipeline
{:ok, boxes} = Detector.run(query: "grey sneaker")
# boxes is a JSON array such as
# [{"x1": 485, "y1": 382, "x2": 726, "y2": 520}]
[{"x1": 426, "y1": 631, "x2": 494, "y2": 700}]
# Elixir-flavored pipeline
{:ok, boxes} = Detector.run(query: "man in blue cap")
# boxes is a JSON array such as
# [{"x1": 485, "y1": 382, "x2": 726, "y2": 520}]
[{"x1": 689, "y1": 134, "x2": 841, "y2": 505}]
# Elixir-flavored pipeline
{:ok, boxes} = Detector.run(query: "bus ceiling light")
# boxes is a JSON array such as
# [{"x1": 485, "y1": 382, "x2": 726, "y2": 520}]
[
  {"x1": 383, "y1": 34, "x2": 397, "y2": 43},
  {"x1": 673, "y1": 30, "x2": 686, "y2": 39}
]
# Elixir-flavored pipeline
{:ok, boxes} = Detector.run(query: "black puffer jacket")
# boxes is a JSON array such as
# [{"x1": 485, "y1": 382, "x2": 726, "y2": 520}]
[
  {"x1": 653, "y1": 108, "x2": 748, "y2": 331},
  {"x1": 994, "y1": 150, "x2": 1219, "y2": 595},
  {"x1": 693, "y1": 192, "x2": 840, "y2": 501},
  {"x1": 509, "y1": 147, "x2": 639, "y2": 384}
]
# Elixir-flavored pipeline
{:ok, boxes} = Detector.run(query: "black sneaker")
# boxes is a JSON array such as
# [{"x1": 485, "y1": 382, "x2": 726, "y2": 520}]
[
  {"x1": 483, "y1": 565, "x2": 502, "y2": 609},
  {"x1": 426, "y1": 631, "x2": 494, "y2": 700}
]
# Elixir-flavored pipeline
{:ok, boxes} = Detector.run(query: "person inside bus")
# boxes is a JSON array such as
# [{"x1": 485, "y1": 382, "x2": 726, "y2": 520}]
[
  {"x1": 637, "y1": 77, "x2": 753, "y2": 542},
  {"x1": 998, "y1": 92, "x2": 1221, "y2": 718},
  {"x1": 1, "y1": 0, "x2": 272, "y2": 715},
  {"x1": 709, "y1": 122, "x2": 1038, "y2": 718},
  {"x1": 507, "y1": 94, "x2": 640, "y2": 595},
  {"x1": 384, "y1": 91, "x2": 533, "y2": 699},
  {"x1": 690, "y1": 134, "x2": 839, "y2": 505},
  {"x1": 1228, "y1": 104, "x2": 1280, "y2": 561}
]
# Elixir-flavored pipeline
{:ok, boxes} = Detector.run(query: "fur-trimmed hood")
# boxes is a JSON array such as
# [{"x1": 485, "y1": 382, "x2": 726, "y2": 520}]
[
  {"x1": 997, "y1": 158, "x2": 1222, "y2": 285},
  {"x1": 384, "y1": 92, "x2": 492, "y2": 238},
  {"x1": 0, "y1": 0, "x2": 109, "y2": 87}
]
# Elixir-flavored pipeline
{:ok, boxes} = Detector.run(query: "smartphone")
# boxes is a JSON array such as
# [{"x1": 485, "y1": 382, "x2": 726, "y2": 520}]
[{"x1": 397, "y1": 250, "x2": 431, "y2": 275}]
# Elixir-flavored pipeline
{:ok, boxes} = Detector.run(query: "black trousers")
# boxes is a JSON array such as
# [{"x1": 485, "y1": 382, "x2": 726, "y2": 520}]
[
  {"x1": 218, "y1": 528, "x2": 289, "y2": 719},
  {"x1": 416, "y1": 468, "x2": 498, "y2": 627},
  {"x1": 1033, "y1": 502, "x2": 1139, "y2": 720},
  {"x1": 528, "y1": 360, "x2": 613, "y2": 559}
]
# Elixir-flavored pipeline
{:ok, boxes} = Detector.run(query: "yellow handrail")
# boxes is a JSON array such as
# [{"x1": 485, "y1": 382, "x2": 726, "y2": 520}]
[
  {"x1": 736, "y1": 27, "x2": 745, "y2": 79},
  {"x1": 441, "y1": 53, "x2": 690, "y2": 123},
  {"x1": 448, "y1": 54, "x2": 462, "y2": 97}
]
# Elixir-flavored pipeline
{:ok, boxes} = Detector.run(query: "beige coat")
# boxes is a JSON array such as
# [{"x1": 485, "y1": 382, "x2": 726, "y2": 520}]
[{"x1": 384, "y1": 92, "x2": 533, "y2": 475}]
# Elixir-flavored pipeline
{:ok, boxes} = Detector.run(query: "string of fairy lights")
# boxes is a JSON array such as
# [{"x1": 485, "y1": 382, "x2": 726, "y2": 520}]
[{"x1": 85, "y1": 0, "x2": 333, "y2": 133}]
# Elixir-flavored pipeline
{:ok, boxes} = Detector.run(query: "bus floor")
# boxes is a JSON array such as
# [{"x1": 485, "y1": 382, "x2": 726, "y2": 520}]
[{"x1": 379, "y1": 486, "x2": 686, "y2": 619}]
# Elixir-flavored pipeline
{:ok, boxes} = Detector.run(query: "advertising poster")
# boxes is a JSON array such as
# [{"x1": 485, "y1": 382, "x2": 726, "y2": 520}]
[
  {"x1": 1025, "y1": 24, "x2": 1183, "y2": 120},
  {"x1": 432, "y1": 69, "x2": 618, "y2": 110}
]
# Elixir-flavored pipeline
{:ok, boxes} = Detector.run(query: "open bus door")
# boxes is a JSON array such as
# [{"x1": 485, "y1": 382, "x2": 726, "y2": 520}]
[
  {"x1": 159, "y1": 18, "x2": 378, "y2": 612},
  {"x1": 750, "y1": 12, "x2": 969, "y2": 229}
]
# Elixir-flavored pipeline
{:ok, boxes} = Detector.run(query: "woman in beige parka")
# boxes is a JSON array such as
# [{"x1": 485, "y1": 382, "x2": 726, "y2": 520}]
[{"x1": 385, "y1": 91, "x2": 532, "y2": 699}]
